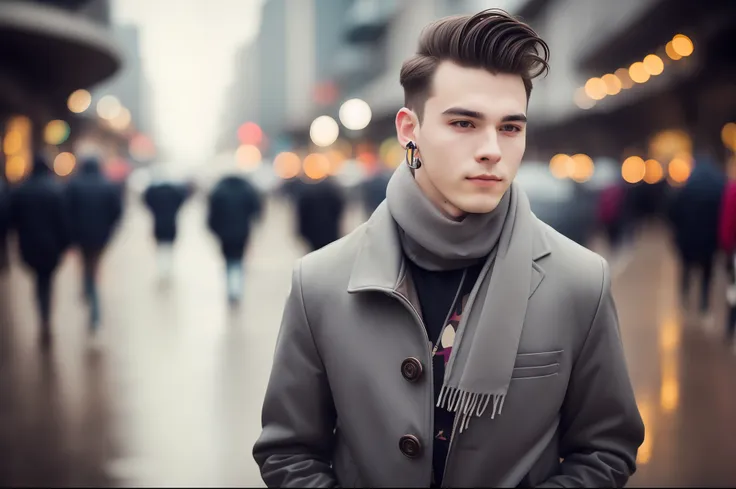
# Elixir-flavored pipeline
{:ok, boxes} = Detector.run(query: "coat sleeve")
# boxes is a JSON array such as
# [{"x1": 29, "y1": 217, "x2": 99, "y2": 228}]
[
  {"x1": 537, "y1": 258, "x2": 645, "y2": 488},
  {"x1": 253, "y1": 261, "x2": 338, "y2": 488}
]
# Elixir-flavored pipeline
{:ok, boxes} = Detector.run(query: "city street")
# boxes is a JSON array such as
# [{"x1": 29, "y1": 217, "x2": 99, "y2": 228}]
[{"x1": 1, "y1": 194, "x2": 736, "y2": 487}]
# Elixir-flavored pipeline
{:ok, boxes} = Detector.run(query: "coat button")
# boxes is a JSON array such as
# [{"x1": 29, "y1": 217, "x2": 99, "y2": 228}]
[
  {"x1": 399, "y1": 434, "x2": 422, "y2": 458},
  {"x1": 401, "y1": 357, "x2": 423, "y2": 382}
]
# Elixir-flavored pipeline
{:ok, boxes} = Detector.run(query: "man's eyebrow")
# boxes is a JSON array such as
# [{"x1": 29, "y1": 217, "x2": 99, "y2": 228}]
[
  {"x1": 501, "y1": 114, "x2": 528, "y2": 123},
  {"x1": 441, "y1": 107, "x2": 485, "y2": 119},
  {"x1": 441, "y1": 108, "x2": 528, "y2": 123}
]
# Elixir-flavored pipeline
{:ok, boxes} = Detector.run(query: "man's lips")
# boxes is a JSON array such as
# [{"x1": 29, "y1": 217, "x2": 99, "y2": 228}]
[{"x1": 467, "y1": 175, "x2": 503, "y2": 181}]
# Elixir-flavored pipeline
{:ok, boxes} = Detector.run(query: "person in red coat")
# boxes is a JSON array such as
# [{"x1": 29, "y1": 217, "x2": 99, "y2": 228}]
[{"x1": 718, "y1": 178, "x2": 736, "y2": 343}]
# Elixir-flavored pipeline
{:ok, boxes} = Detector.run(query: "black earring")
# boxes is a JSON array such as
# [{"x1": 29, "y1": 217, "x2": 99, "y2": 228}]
[{"x1": 406, "y1": 141, "x2": 421, "y2": 169}]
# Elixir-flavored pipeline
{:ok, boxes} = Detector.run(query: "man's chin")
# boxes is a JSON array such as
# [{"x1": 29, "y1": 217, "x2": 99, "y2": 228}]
[{"x1": 456, "y1": 198, "x2": 502, "y2": 215}]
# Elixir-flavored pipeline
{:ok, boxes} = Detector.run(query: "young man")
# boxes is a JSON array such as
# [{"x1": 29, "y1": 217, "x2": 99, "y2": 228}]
[{"x1": 254, "y1": 9, "x2": 644, "y2": 488}]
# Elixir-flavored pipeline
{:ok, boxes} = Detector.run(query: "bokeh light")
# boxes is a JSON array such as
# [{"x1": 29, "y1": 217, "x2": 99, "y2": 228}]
[
  {"x1": 622, "y1": 156, "x2": 646, "y2": 183},
  {"x1": 602, "y1": 74, "x2": 622, "y2": 96},
  {"x1": 67, "y1": 89, "x2": 92, "y2": 113},
  {"x1": 339, "y1": 99, "x2": 372, "y2": 131},
  {"x1": 237, "y1": 122, "x2": 263, "y2": 146},
  {"x1": 643, "y1": 159, "x2": 663, "y2": 184},
  {"x1": 643, "y1": 54, "x2": 664, "y2": 76},
  {"x1": 3, "y1": 130, "x2": 22, "y2": 155},
  {"x1": 53, "y1": 152, "x2": 76, "y2": 177},
  {"x1": 310, "y1": 115, "x2": 339, "y2": 147},
  {"x1": 665, "y1": 41, "x2": 683, "y2": 61},
  {"x1": 109, "y1": 108, "x2": 132, "y2": 131},
  {"x1": 303, "y1": 153, "x2": 330, "y2": 180},
  {"x1": 273, "y1": 152, "x2": 301, "y2": 179},
  {"x1": 236, "y1": 144, "x2": 262, "y2": 171},
  {"x1": 584, "y1": 77, "x2": 607, "y2": 101},
  {"x1": 97, "y1": 95, "x2": 123, "y2": 120},
  {"x1": 671, "y1": 34, "x2": 694, "y2": 57},
  {"x1": 721, "y1": 122, "x2": 736, "y2": 151},
  {"x1": 44, "y1": 120, "x2": 71, "y2": 145},
  {"x1": 629, "y1": 62, "x2": 650, "y2": 84},
  {"x1": 570, "y1": 154, "x2": 595, "y2": 183},
  {"x1": 5, "y1": 155, "x2": 27, "y2": 182},
  {"x1": 549, "y1": 153, "x2": 575, "y2": 179},
  {"x1": 668, "y1": 156, "x2": 692, "y2": 183}
]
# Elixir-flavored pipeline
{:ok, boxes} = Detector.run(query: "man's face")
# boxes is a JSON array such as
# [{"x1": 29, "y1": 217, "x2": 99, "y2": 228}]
[{"x1": 396, "y1": 61, "x2": 528, "y2": 217}]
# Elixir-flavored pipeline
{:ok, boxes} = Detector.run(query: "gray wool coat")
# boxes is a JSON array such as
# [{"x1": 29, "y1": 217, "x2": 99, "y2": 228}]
[{"x1": 253, "y1": 202, "x2": 645, "y2": 488}]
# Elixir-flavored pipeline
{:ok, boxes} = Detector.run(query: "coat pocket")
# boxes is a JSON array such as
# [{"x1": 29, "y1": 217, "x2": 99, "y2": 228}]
[{"x1": 512, "y1": 350, "x2": 563, "y2": 379}]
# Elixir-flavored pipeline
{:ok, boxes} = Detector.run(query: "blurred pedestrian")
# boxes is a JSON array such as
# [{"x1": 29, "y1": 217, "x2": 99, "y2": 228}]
[
  {"x1": 65, "y1": 157, "x2": 124, "y2": 333},
  {"x1": 0, "y1": 178, "x2": 10, "y2": 272},
  {"x1": 667, "y1": 152, "x2": 726, "y2": 324},
  {"x1": 207, "y1": 173, "x2": 262, "y2": 306},
  {"x1": 143, "y1": 168, "x2": 191, "y2": 282},
  {"x1": 254, "y1": 9, "x2": 643, "y2": 488},
  {"x1": 597, "y1": 181, "x2": 628, "y2": 253},
  {"x1": 294, "y1": 176, "x2": 345, "y2": 252},
  {"x1": 360, "y1": 163, "x2": 391, "y2": 218},
  {"x1": 718, "y1": 175, "x2": 736, "y2": 344},
  {"x1": 9, "y1": 155, "x2": 71, "y2": 346}
]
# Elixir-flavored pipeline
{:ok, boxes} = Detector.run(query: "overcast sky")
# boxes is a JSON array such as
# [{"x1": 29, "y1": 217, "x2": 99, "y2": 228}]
[{"x1": 113, "y1": 0, "x2": 264, "y2": 163}]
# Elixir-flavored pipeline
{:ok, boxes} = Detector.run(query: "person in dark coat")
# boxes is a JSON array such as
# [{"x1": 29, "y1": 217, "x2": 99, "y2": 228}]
[
  {"x1": 361, "y1": 168, "x2": 391, "y2": 218},
  {"x1": 143, "y1": 176, "x2": 191, "y2": 281},
  {"x1": 295, "y1": 176, "x2": 345, "y2": 252},
  {"x1": 9, "y1": 154, "x2": 71, "y2": 346},
  {"x1": 0, "y1": 179, "x2": 10, "y2": 271},
  {"x1": 207, "y1": 174, "x2": 262, "y2": 305},
  {"x1": 65, "y1": 157, "x2": 123, "y2": 332},
  {"x1": 667, "y1": 153, "x2": 726, "y2": 321}
]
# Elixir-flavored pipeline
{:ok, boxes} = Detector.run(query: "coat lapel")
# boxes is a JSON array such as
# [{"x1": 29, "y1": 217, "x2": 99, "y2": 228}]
[
  {"x1": 347, "y1": 202, "x2": 404, "y2": 294},
  {"x1": 529, "y1": 215, "x2": 552, "y2": 299}
]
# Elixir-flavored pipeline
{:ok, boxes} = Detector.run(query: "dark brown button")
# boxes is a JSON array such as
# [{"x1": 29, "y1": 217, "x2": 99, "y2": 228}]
[
  {"x1": 401, "y1": 357, "x2": 423, "y2": 382},
  {"x1": 399, "y1": 434, "x2": 422, "y2": 458}
]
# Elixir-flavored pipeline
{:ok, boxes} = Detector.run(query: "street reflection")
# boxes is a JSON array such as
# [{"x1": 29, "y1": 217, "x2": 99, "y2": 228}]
[{"x1": 658, "y1": 315, "x2": 681, "y2": 414}]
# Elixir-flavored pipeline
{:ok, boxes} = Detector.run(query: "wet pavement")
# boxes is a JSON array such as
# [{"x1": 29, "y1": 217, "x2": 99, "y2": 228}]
[{"x1": 1, "y1": 195, "x2": 736, "y2": 487}]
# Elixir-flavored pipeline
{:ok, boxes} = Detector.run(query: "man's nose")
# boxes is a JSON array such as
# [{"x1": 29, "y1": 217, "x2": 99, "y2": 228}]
[{"x1": 475, "y1": 132, "x2": 502, "y2": 164}]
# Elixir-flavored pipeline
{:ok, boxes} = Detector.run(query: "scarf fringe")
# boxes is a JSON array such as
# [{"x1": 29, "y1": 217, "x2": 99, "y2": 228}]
[{"x1": 437, "y1": 386, "x2": 506, "y2": 434}]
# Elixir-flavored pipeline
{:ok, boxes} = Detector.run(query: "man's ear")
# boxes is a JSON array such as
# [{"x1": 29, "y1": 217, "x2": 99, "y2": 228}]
[{"x1": 395, "y1": 108, "x2": 420, "y2": 150}]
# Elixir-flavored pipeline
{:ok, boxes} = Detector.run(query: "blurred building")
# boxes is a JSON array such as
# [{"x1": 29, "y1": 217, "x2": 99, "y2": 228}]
[
  {"x1": 217, "y1": 0, "x2": 357, "y2": 160},
  {"x1": 527, "y1": 0, "x2": 736, "y2": 162},
  {"x1": 87, "y1": 23, "x2": 156, "y2": 169},
  {"x1": 0, "y1": 0, "x2": 123, "y2": 182},
  {"x1": 216, "y1": 42, "x2": 260, "y2": 154}
]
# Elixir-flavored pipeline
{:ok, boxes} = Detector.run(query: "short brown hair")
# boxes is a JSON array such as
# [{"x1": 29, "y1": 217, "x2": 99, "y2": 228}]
[{"x1": 400, "y1": 9, "x2": 550, "y2": 121}]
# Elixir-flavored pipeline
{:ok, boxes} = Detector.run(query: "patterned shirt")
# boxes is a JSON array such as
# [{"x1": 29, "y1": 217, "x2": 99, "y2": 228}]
[{"x1": 408, "y1": 260, "x2": 484, "y2": 487}]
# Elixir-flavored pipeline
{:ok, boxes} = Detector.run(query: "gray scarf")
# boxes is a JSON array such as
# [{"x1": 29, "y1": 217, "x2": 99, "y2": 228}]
[{"x1": 386, "y1": 163, "x2": 534, "y2": 432}]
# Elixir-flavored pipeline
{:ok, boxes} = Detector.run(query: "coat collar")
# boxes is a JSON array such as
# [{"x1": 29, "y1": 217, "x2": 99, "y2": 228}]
[{"x1": 347, "y1": 202, "x2": 551, "y2": 297}]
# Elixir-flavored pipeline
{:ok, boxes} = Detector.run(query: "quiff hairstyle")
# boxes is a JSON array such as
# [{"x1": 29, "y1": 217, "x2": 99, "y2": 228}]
[{"x1": 400, "y1": 8, "x2": 550, "y2": 122}]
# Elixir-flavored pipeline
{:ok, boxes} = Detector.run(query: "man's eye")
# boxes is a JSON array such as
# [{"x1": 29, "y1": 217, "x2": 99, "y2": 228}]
[
  {"x1": 500, "y1": 124, "x2": 522, "y2": 133},
  {"x1": 451, "y1": 120, "x2": 474, "y2": 129}
]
